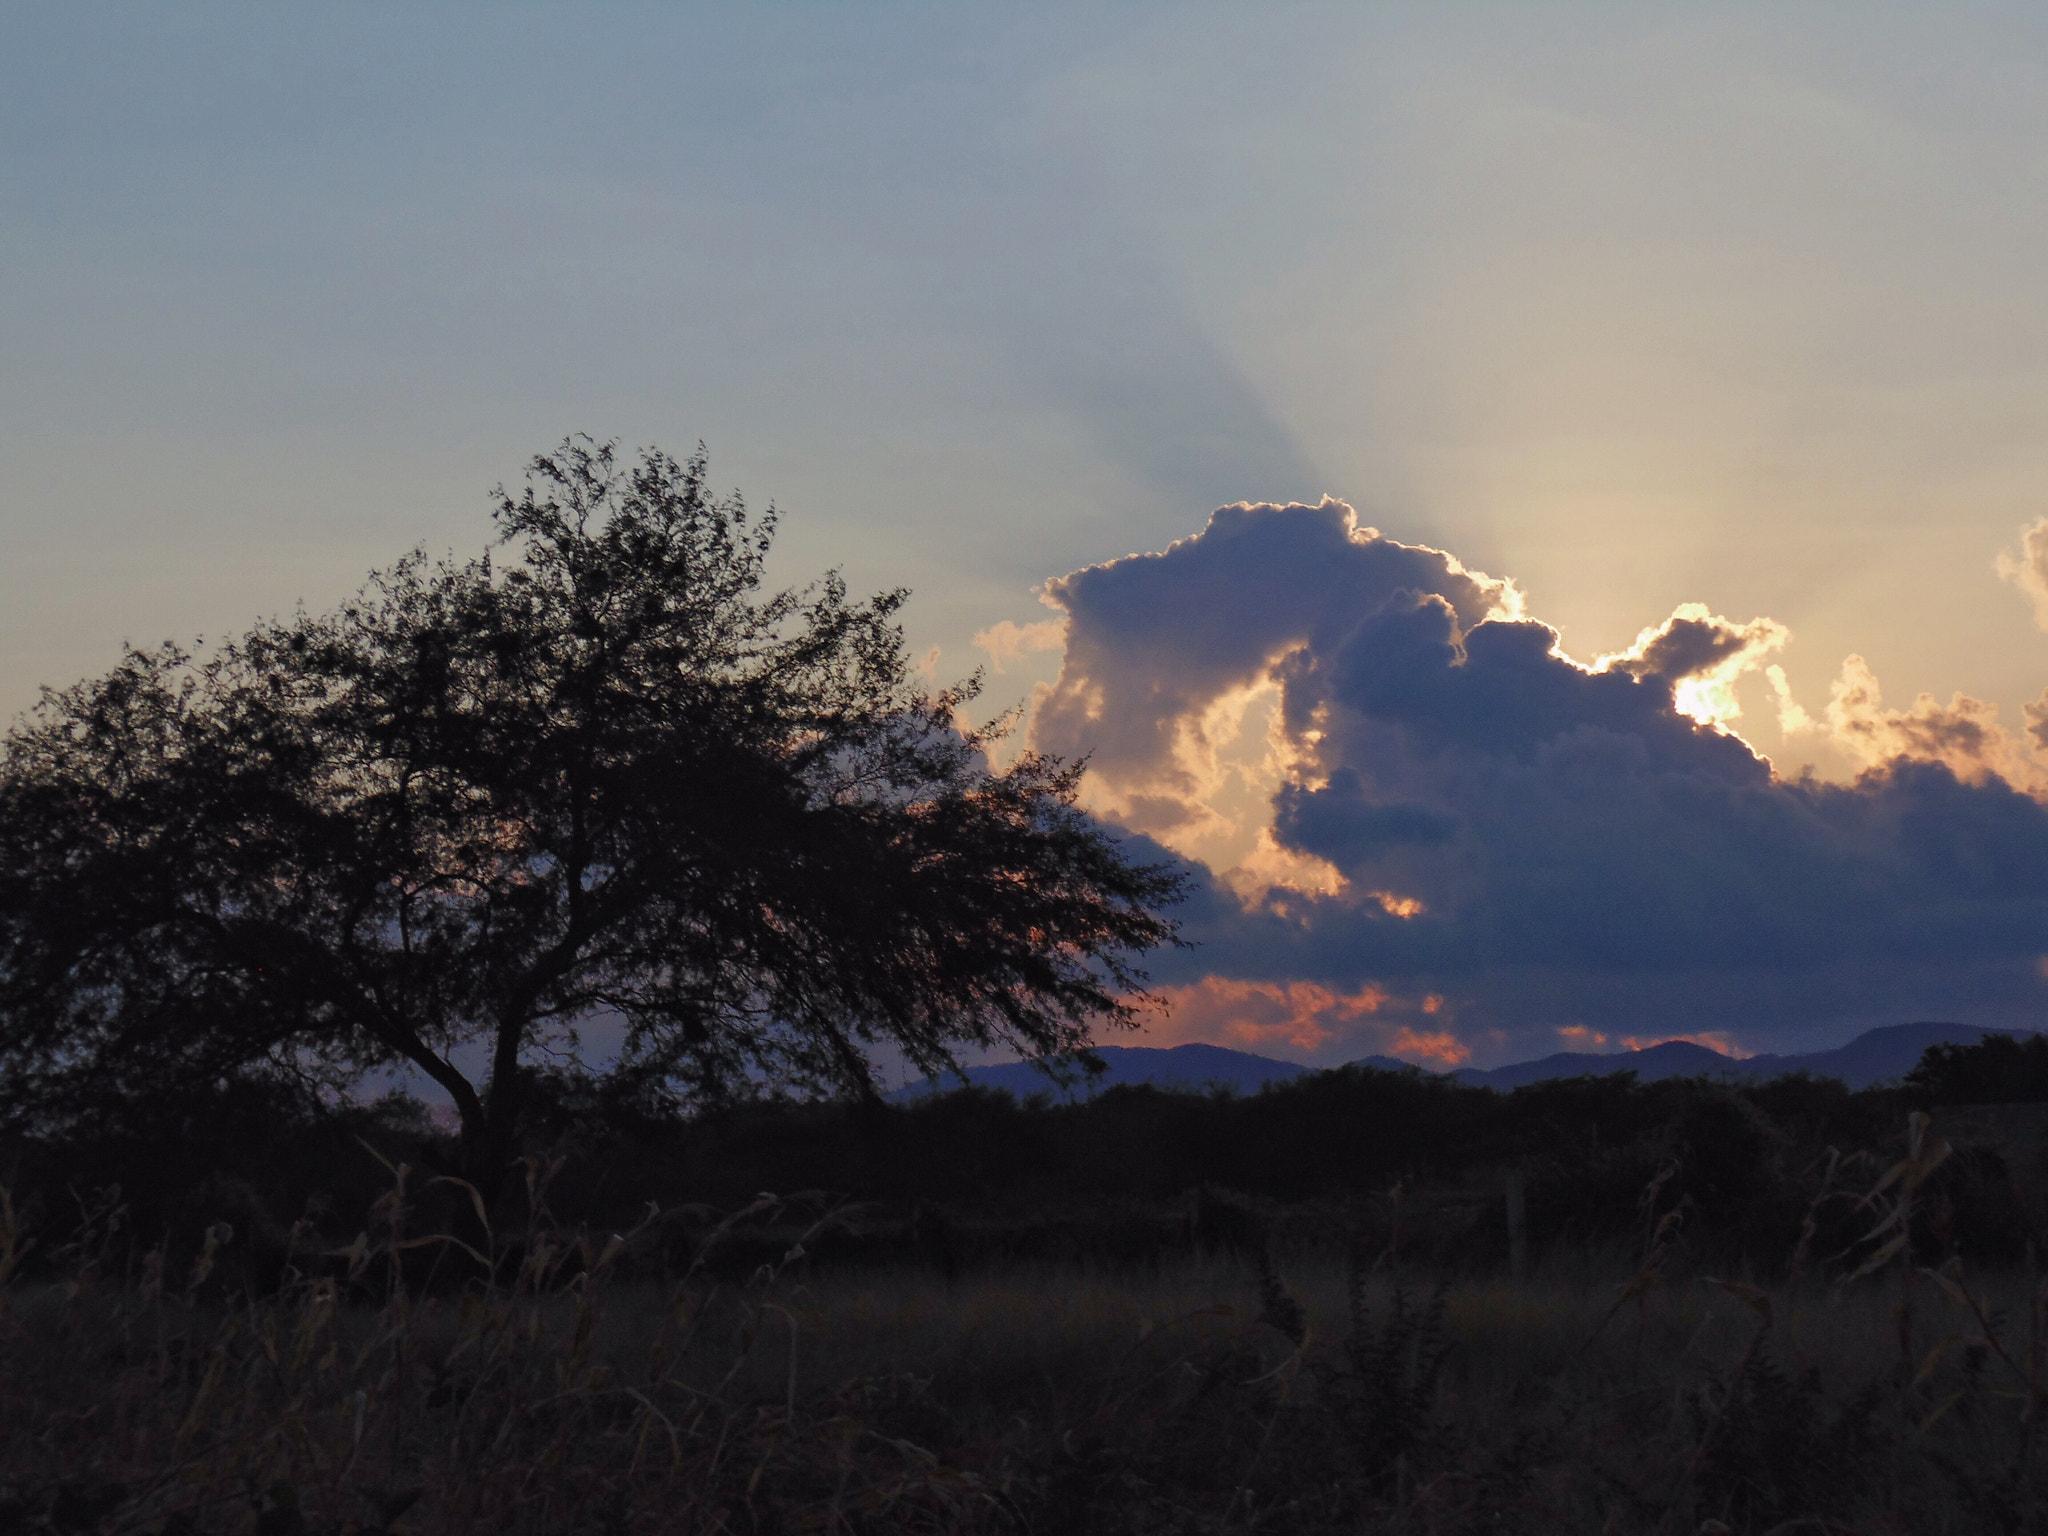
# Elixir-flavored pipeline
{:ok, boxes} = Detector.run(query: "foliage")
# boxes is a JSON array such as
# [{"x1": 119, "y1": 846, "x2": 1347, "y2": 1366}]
[
  {"x1": 1686, "y1": 1349, "x2": 1886, "y2": 1529},
  {"x1": 1908, "y1": 1031, "x2": 2048, "y2": 1104},
  {"x1": 1314, "y1": 1275, "x2": 1455, "y2": 1493},
  {"x1": 0, "y1": 439, "x2": 1182, "y2": 1180},
  {"x1": 14, "y1": 1126, "x2": 2048, "y2": 1533}
]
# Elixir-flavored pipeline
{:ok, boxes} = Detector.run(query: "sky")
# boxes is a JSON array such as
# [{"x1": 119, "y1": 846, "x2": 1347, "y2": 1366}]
[{"x1": 10, "y1": 3, "x2": 2048, "y2": 1069}]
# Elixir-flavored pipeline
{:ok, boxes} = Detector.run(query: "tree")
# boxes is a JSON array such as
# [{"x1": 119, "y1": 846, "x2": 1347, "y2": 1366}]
[
  {"x1": 0, "y1": 439, "x2": 1183, "y2": 1183},
  {"x1": 1906, "y1": 1033, "x2": 2048, "y2": 1105}
]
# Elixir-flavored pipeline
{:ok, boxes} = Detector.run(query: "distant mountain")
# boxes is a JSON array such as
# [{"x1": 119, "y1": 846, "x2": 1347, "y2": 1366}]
[
  {"x1": 1449, "y1": 1022, "x2": 2033, "y2": 1091},
  {"x1": 889, "y1": 1042, "x2": 1325, "y2": 1102},
  {"x1": 1449, "y1": 1039, "x2": 1735, "y2": 1089},
  {"x1": 891, "y1": 1022, "x2": 2043, "y2": 1103}
]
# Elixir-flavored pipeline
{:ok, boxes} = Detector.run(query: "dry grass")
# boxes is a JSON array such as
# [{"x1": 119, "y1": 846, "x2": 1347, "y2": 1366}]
[{"x1": 7, "y1": 1121, "x2": 2048, "y2": 1532}]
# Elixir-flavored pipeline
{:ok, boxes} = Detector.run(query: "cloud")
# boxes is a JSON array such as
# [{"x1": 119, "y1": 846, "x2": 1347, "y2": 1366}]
[
  {"x1": 1031, "y1": 497, "x2": 1520, "y2": 840},
  {"x1": 2025, "y1": 688, "x2": 2048, "y2": 755},
  {"x1": 1820, "y1": 654, "x2": 2039, "y2": 790},
  {"x1": 1387, "y1": 1027, "x2": 1469, "y2": 1068},
  {"x1": 972, "y1": 618, "x2": 1065, "y2": 674},
  {"x1": 1595, "y1": 604, "x2": 1789, "y2": 730},
  {"x1": 1144, "y1": 974, "x2": 1460, "y2": 1062},
  {"x1": 1997, "y1": 518, "x2": 2048, "y2": 631},
  {"x1": 1027, "y1": 507, "x2": 2048, "y2": 1065}
]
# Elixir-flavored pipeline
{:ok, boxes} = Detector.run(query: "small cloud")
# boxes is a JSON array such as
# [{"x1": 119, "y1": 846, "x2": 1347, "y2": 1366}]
[
  {"x1": 1388, "y1": 1027, "x2": 1471, "y2": 1067},
  {"x1": 1597, "y1": 603, "x2": 1789, "y2": 730},
  {"x1": 1557, "y1": 1024, "x2": 1609, "y2": 1047},
  {"x1": 2024, "y1": 687, "x2": 2048, "y2": 755},
  {"x1": 1765, "y1": 664, "x2": 1814, "y2": 735},
  {"x1": 1823, "y1": 654, "x2": 2035, "y2": 787},
  {"x1": 914, "y1": 645, "x2": 942, "y2": 682},
  {"x1": 1368, "y1": 890, "x2": 1426, "y2": 919},
  {"x1": 1148, "y1": 974, "x2": 1444, "y2": 1057},
  {"x1": 973, "y1": 618, "x2": 1066, "y2": 674},
  {"x1": 1996, "y1": 518, "x2": 2048, "y2": 630}
]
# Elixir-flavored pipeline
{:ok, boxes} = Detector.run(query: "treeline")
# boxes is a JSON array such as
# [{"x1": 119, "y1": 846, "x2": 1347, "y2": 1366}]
[{"x1": 4, "y1": 1036, "x2": 2042, "y2": 1291}]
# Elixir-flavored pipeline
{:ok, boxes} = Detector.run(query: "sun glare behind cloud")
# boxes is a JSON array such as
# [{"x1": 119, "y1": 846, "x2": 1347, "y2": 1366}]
[{"x1": 1021, "y1": 505, "x2": 2048, "y2": 1069}]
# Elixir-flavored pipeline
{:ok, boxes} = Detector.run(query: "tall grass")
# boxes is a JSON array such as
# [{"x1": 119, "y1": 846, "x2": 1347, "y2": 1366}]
[{"x1": 7, "y1": 1118, "x2": 2048, "y2": 1532}]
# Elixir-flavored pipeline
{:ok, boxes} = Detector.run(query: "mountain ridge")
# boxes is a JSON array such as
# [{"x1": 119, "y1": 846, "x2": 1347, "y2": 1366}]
[{"x1": 891, "y1": 1021, "x2": 2037, "y2": 1101}]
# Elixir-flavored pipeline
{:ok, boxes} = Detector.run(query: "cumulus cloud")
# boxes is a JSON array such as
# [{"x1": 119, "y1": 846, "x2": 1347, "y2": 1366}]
[
  {"x1": 1820, "y1": 654, "x2": 2039, "y2": 789},
  {"x1": 2025, "y1": 687, "x2": 2048, "y2": 755},
  {"x1": 1030, "y1": 498, "x2": 1520, "y2": 841},
  {"x1": 1997, "y1": 518, "x2": 2048, "y2": 630},
  {"x1": 1595, "y1": 604, "x2": 1788, "y2": 730},
  {"x1": 1025, "y1": 504, "x2": 2048, "y2": 1064},
  {"x1": 972, "y1": 617, "x2": 1065, "y2": 674}
]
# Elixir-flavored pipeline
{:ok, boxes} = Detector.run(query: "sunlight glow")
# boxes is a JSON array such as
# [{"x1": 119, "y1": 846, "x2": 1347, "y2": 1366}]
[{"x1": 1595, "y1": 603, "x2": 1789, "y2": 733}]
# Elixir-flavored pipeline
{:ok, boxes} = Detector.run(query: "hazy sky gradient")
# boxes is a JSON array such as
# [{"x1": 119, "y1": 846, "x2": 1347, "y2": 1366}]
[{"x1": 11, "y1": 4, "x2": 2048, "y2": 1064}]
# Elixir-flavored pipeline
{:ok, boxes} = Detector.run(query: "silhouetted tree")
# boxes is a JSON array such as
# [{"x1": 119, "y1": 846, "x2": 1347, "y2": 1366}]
[
  {"x1": 0, "y1": 439, "x2": 1183, "y2": 1184},
  {"x1": 1907, "y1": 1033, "x2": 2048, "y2": 1104}
]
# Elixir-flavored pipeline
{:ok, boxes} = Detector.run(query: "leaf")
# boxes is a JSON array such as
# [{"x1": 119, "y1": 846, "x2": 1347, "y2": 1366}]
[
  {"x1": 1922, "y1": 1265, "x2": 1974, "y2": 1312},
  {"x1": 1913, "y1": 1333, "x2": 1965, "y2": 1389},
  {"x1": 427, "y1": 1175, "x2": 493, "y2": 1241},
  {"x1": 1865, "y1": 1159, "x2": 1909, "y2": 1200},
  {"x1": 1920, "y1": 1389, "x2": 1967, "y2": 1433},
  {"x1": 1847, "y1": 1233, "x2": 1910, "y2": 1281},
  {"x1": 1703, "y1": 1277, "x2": 1772, "y2": 1321},
  {"x1": 393, "y1": 1233, "x2": 491, "y2": 1268}
]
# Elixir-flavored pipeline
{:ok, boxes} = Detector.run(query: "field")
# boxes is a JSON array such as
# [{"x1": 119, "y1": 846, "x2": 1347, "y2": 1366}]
[{"x1": 7, "y1": 1143, "x2": 2048, "y2": 1536}]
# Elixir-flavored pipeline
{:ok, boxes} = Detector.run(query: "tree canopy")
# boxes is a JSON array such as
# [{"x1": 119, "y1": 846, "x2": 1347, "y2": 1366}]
[{"x1": 0, "y1": 439, "x2": 1183, "y2": 1177}]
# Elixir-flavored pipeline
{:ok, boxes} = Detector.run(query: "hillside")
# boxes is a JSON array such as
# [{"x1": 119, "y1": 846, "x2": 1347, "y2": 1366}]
[
  {"x1": 890, "y1": 1041, "x2": 1410, "y2": 1101},
  {"x1": 896, "y1": 1022, "x2": 2038, "y2": 1100}
]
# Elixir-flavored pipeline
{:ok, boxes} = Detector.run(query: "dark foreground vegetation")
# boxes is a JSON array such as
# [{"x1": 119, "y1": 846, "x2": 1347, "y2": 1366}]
[{"x1": 8, "y1": 1041, "x2": 2048, "y2": 1534}]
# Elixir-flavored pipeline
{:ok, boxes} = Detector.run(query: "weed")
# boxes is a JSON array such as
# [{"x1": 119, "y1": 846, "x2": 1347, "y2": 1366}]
[{"x1": 1314, "y1": 1271, "x2": 1455, "y2": 1495}]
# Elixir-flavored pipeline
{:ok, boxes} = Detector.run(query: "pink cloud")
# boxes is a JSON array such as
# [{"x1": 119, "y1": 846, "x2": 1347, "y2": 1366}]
[{"x1": 1145, "y1": 974, "x2": 1455, "y2": 1062}]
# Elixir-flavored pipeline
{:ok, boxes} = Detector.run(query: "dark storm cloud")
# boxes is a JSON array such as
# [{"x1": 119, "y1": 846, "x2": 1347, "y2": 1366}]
[
  {"x1": 1272, "y1": 770, "x2": 1457, "y2": 866},
  {"x1": 1038, "y1": 504, "x2": 2048, "y2": 1060},
  {"x1": 1604, "y1": 610, "x2": 1775, "y2": 687},
  {"x1": 1031, "y1": 498, "x2": 1517, "y2": 821}
]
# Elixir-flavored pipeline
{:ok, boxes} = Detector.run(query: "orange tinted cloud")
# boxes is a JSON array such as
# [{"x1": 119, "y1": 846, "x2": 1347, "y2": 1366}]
[
  {"x1": 1816, "y1": 654, "x2": 2043, "y2": 792},
  {"x1": 1369, "y1": 890, "x2": 1426, "y2": 918},
  {"x1": 1388, "y1": 1028, "x2": 1470, "y2": 1067},
  {"x1": 1147, "y1": 974, "x2": 1455, "y2": 1061}
]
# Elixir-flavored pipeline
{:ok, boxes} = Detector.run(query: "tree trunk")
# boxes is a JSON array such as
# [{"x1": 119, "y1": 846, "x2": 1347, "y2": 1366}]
[{"x1": 465, "y1": 1018, "x2": 530, "y2": 1207}]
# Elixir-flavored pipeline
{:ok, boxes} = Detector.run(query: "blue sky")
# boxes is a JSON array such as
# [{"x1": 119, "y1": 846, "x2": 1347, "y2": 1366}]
[{"x1": 12, "y1": 4, "x2": 2048, "y2": 1065}]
